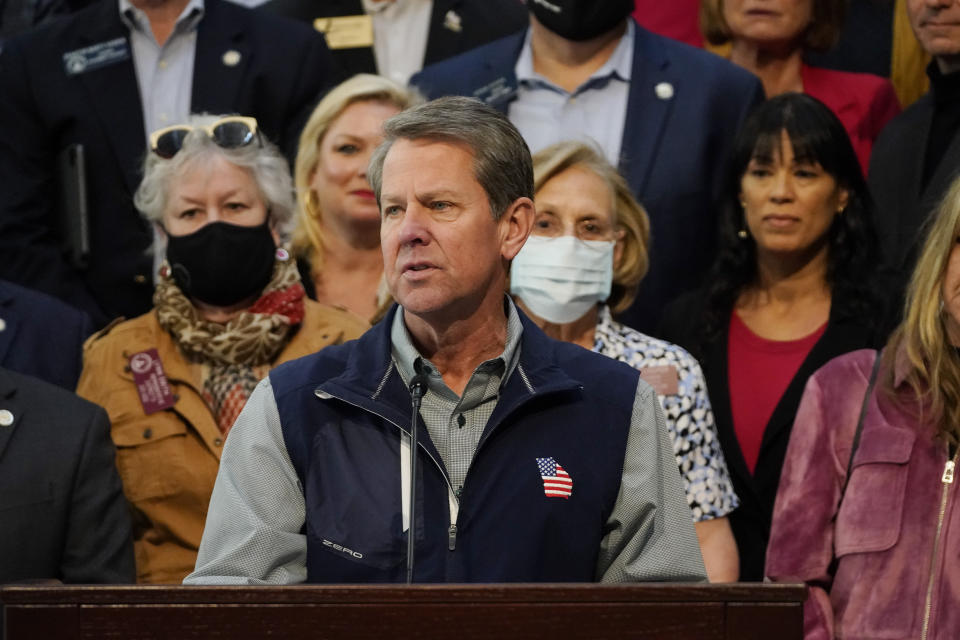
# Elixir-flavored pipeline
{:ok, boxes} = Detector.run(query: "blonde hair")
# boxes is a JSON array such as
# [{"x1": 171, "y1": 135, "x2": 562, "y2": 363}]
[
  {"x1": 884, "y1": 175, "x2": 960, "y2": 447},
  {"x1": 892, "y1": 0, "x2": 930, "y2": 108},
  {"x1": 531, "y1": 141, "x2": 650, "y2": 314},
  {"x1": 700, "y1": 0, "x2": 844, "y2": 52},
  {"x1": 291, "y1": 74, "x2": 421, "y2": 268}
]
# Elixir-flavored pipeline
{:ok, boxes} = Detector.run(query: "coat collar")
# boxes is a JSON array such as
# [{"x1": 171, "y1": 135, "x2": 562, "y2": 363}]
[
  {"x1": 919, "y1": 125, "x2": 960, "y2": 221},
  {"x1": 885, "y1": 92, "x2": 960, "y2": 269},
  {"x1": 617, "y1": 21, "x2": 675, "y2": 197},
  {"x1": 191, "y1": 0, "x2": 249, "y2": 116},
  {"x1": 67, "y1": 0, "x2": 252, "y2": 195},
  {"x1": 315, "y1": 303, "x2": 582, "y2": 486},
  {"x1": 462, "y1": 30, "x2": 526, "y2": 112},
  {"x1": 467, "y1": 17, "x2": 675, "y2": 195},
  {"x1": 69, "y1": 0, "x2": 145, "y2": 195},
  {"x1": 424, "y1": 0, "x2": 465, "y2": 63},
  {"x1": 318, "y1": 303, "x2": 581, "y2": 422},
  {"x1": 800, "y1": 64, "x2": 859, "y2": 123},
  {"x1": 893, "y1": 342, "x2": 913, "y2": 389}
]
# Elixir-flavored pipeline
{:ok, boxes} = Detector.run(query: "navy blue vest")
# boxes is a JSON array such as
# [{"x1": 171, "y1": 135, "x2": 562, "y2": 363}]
[{"x1": 270, "y1": 307, "x2": 640, "y2": 583}]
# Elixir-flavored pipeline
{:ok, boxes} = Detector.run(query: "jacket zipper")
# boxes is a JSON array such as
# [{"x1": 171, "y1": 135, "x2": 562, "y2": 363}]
[
  {"x1": 317, "y1": 376, "x2": 573, "y2": 556},
  {"x1": 315, "y1": 389, "x2": 461, "y2": 550},
  {"x1": 920, "y1": 450, "x2": 956, "y2": 640}
]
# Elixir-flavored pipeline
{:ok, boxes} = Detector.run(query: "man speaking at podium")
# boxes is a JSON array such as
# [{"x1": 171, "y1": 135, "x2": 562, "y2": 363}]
[{"x1": 186, "y1": 97, "x2": 706, "y2": 585}]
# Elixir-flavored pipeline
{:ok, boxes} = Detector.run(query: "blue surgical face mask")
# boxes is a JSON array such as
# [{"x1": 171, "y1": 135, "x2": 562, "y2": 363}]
[{"x1": 510, "y1": 235, "x2": 614, "y2": 324}]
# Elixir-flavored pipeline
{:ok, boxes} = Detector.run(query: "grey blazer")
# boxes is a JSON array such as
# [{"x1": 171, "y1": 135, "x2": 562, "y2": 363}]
[{"x1": 0, "y1": 366, "x2": 134, "y2": 583}]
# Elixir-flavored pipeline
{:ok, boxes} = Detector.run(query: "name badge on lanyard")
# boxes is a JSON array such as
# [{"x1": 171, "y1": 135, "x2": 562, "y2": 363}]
[{"x1": 63, "y1": 37, "x2": 131, "y2": 76}]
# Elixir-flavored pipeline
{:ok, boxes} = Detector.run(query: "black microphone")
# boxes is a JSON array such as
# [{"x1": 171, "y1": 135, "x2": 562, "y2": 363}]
[
  {"x1": 409, "y1": 372, "x2": 428, "y2": 402},
  {"x1": 406, "y1": 362, "x2": 429, "y2": 584}
]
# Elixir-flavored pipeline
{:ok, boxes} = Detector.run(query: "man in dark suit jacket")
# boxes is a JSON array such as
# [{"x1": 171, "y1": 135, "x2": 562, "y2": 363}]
[
  {"x1": 411, "y1": 2, "x2": 764, "y2": 333},
  {"x1": 0, "y1": 280, "x2": 92, "y2": 391},
  {"x1": 0, "y1": 0, "x2": 340, "y2": 327},
  {"x1": 0, "y1": 366, "x2": 135, "y2": 583},
  {"x1": 869, "y1": 0, "x2": 960, "y2": 285},
  {"x1": 259, "y1": 0, "x2": 527, "y2": 83}
]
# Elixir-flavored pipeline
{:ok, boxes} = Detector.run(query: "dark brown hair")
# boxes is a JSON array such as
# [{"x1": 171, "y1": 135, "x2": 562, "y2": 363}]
[{"x1": 700, "y1": 0, "x2": 845, "y2": 52}]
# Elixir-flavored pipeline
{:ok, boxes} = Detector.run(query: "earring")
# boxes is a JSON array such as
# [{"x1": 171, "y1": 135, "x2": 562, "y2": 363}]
[
  {"x1": 305, "y1": 190, "x2": 320, "y2": 217},
  {"x1": 738, "y1": 200, "x2": 749, "y2": 238}
]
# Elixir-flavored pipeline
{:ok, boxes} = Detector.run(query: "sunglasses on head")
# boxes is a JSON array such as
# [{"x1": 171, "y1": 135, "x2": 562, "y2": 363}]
[{"x1": 149, "y1": 116, "x2": 260, "y2": 159}]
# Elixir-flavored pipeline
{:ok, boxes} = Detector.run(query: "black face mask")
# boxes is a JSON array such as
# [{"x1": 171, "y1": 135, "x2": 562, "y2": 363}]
[
  {"x1": 165, "y1": 220, "x2": 276, "y2": 307},
  {"x1": 528, "y1": 0, "x2": 634, "y2": 42}
]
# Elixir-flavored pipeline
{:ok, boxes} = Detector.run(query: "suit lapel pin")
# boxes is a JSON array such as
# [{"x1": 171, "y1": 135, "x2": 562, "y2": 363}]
[
  {"x1": 0, "y1": 409, "x2": 14, "y2": 427},
  {"x1": 222, "y1": 49, "x2": 242, "y2": 67},
  {"x1": 0, "y1": 318, "x2": 6, "y2": 332},
  {"x1": 443, "y1": 10, "x2": 462, "y2": 33},
  {"x1": 655, "y1": 82, "x2": 674, "y2": 101}
]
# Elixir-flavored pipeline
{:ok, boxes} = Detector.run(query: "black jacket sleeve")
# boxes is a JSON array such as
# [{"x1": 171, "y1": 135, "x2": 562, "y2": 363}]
[{"x1": 61, "y1": 402, "x2": 136, "y2": 583}]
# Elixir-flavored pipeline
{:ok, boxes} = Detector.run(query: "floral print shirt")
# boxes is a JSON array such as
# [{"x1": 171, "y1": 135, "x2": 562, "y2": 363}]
[{"x1": 593, "y1": 306, "x2": 738, "y2": 521}]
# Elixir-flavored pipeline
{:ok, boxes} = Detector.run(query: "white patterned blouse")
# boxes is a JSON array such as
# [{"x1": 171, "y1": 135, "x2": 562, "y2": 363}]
[{"x1": 593, "y1": 305, "x2": 739, "y2": 521}]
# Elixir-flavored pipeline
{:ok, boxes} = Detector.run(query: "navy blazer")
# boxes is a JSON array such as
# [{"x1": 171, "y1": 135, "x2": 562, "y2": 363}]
[
  {"x1": 411, "y1": 22, "x2": 764, "y2": 332},
  {"x1": 0, "y1": 366, "x2": 134, "y2": 583},
  {"x1": 0, "y1": 0, "x2": 339, "y2": 327},
  {"x1": 0, "y1": 280, "x2": 92, "y2": 391},
  {"x1": 259, "y1": 0, "x2": 527, "y2": 78}
]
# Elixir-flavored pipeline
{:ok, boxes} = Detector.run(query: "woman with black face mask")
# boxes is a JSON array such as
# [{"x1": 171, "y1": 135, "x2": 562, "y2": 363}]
[{"x1": 75, "y1": 115, "x2": 368, "y2": 584}]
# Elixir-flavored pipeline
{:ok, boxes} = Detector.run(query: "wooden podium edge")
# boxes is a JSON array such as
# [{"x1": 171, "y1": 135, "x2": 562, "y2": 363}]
[{"x1": 1, "y1": 582, "x2": 806, "y2": 605}]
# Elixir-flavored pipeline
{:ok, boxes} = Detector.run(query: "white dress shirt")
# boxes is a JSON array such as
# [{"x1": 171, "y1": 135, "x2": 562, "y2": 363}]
[{"x1": 363, "y1": 0, "x2": 432, "y2": 85}]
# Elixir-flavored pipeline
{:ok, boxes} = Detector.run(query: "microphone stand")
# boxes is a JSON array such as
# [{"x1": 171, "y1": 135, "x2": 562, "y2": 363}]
[{"x1": 406, "y1": 369, "x2": 428, "y2": 584}]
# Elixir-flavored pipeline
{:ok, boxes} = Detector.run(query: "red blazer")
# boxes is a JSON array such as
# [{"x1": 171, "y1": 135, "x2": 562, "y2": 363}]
[
  {"x1": 802, "y1": 64, "x2": 901, "y2": 173},
  {"x1": 632, "y1": 0, "x2": 702, "y2": 48}
]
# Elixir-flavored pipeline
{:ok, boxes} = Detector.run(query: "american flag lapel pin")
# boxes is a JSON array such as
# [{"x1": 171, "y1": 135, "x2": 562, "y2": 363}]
[{"x1": 536, "y1": 457, "x2": 572, "y2": 499}]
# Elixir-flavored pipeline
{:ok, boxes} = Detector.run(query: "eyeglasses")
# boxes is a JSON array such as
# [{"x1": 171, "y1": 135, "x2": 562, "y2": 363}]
[{"x1": 149, "y1": 116, "x2": 260, "y2": 159}]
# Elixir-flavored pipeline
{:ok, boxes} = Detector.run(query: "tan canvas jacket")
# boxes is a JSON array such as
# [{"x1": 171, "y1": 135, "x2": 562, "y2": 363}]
[{"x1": 77, "y1": 300, "x2": 367, "y2": 584}]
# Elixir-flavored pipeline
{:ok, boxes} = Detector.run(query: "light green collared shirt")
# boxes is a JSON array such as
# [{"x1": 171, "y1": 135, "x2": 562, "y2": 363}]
[{"x1": 389, "y1": 297, "x2": 523, "y2": 494}]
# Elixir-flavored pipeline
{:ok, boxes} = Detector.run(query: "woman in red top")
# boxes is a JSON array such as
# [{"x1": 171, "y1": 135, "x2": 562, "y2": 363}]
[
  {"x1": 659, "y1": 93, "x2": 889, "y2": 581},
  {"x1": 701, "y1": 0, "x2": 901, "y2": 172}
]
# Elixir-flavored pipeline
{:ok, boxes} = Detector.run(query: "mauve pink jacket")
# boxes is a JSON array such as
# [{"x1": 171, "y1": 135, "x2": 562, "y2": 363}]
[{"x1": 766, "y1": 348, "x2": 959, "y2": 640}]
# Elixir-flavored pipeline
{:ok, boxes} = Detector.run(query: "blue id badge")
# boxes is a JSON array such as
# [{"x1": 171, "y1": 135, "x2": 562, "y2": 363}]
[{"x1": 63, "y1": 37, "x2": 131, "y2": 76}]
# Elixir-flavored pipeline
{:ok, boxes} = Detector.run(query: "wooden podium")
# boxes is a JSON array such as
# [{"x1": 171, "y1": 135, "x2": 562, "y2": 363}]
[{"x1": 1, "y1": 583, "x2": 804, "y2": 639}]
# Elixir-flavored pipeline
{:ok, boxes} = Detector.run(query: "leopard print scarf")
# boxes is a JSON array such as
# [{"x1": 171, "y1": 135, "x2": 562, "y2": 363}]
[{"x1": 155, "y1": 251, "x2": 305, "y2": 433}]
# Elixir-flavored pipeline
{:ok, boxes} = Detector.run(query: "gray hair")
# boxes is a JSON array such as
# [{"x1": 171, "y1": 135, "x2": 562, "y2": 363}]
[
  {"x1": 134, "y1": 114, "x2": 296, "y2": 252},
  {"x1": 367, "y1": 96, "x2": 533, "y2": 220}
]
